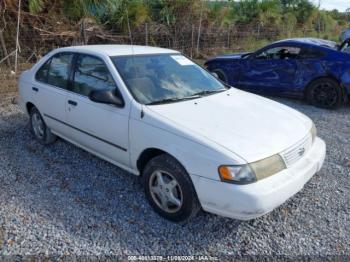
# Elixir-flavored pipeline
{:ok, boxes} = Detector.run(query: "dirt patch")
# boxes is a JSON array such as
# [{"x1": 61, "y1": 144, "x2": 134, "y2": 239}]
[{"x1": 0, "y1": 63, "x2": 32, "y2": 94}]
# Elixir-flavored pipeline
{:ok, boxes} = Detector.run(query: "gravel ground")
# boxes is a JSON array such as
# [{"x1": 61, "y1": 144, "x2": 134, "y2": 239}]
[{"x1": 0, "y1": 91, "x2": 349, "y2": 257}]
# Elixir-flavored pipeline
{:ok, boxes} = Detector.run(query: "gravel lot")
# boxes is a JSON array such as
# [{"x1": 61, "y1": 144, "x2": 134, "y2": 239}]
[{"x1": 0, "y1": 91, "x2": 349, "y2": 257}]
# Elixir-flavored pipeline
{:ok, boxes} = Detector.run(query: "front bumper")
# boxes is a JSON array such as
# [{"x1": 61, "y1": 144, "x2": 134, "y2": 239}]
[{"x1": 192, "y1": 137, "x2": 326, "y2": 220}]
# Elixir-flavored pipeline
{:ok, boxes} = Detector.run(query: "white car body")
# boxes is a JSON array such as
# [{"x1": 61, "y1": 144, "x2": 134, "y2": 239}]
[{"x1": 18, "y1": 45, "x2": 326, "y2": 220}]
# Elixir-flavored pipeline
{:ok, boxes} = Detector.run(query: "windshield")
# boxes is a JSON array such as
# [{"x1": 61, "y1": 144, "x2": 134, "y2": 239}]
[{"x1": 112, "y1": 54, "x2": 227, "y2": 105}]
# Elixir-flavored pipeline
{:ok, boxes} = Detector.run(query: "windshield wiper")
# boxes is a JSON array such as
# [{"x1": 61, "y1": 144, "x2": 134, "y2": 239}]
[
  {"x1": 146, "y1": 88, "x2": 228, "y2": 105},
  {"x1": 146, "y1": 95, "x2": 201, "y2": 105},
  {"x1": 192, "y1": 89, "x2": 227, "y2": 97}
]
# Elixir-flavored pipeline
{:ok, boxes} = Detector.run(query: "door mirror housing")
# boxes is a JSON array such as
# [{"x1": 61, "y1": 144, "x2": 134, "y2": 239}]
[{"x1": 89, "y1": 89, "x2": 124, "y2": 107}]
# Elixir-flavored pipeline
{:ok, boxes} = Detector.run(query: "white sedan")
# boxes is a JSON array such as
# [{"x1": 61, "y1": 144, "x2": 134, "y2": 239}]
[{"x1": 18, "y1": 45, "x2": 326, "y2": 222}]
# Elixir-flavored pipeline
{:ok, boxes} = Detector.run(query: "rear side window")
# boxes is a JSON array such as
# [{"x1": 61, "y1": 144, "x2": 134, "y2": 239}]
[
  {"x1": 35, "y1": 53, "x2": 73, "y2": 89},
  {"x1": 255, "y1": 46, "x2": 301, "y2": 60},
  {"x1": 47, "y1": 53, "x2": 74, "y2": 89},
  {"x1": 72, "y1": 55, "x2": 116, "y2": 96},
  {"x1": 299, "y1": 48, "x2": 325, "y2": 59},
  {"x1": 35, "y1": 59, "x2": 51, "y2": 82}
]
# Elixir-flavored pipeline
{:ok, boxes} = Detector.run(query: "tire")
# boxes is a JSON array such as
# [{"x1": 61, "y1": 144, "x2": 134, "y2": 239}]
[
  {"x1": 29, "y1": 107, "x2": 57, "y2": 145},
  {"x1": 306, "y1": 78, "x2": 343, "y2": 109},
  {"x1": 212, "y1": 69, "x2": 228, "y2": 84},
  {"x1": 142, "y1": 154, "x2": 201, "y2": 223}
]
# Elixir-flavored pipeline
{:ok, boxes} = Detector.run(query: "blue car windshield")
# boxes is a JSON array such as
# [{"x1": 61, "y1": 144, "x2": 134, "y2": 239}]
[{"x1": 112, "y1": 54, "x2": 227, "y2": 105}]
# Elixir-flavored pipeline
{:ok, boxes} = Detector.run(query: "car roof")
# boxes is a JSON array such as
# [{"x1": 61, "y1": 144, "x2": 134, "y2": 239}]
[
  {"x1": 55, "y1": 45, "x2": 180, "y2": 56},
  {"x1": 272, "y1": 38, "x2": 337, "y2": 49}
]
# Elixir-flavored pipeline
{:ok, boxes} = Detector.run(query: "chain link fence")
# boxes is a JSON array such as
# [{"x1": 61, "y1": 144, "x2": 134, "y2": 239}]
[
  {"x1": 0, "y1": 18, "x2": 323, "y2": 67},
  {"x1": 0, "y1": 8, "x2": 343, "y2": 93}
]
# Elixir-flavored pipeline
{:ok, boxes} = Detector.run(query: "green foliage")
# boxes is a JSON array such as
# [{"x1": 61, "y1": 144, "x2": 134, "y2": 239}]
[
  {"x1": 317, "y1": 11, "x2": 338, "y2": 33},
  {"x1": 231, "y1": 0, "x2": 261, "y2": 23},
  {"x1": 104, "y1": 0, "x2": 150, "y2": 30},
  {"x1": 207, "y1": 2, "x2": 232, "y2": 28},
  {"x1": 62, "y1": 0, "x2": 106, "y2": 21},
  {"x1": 25, "y1": 0, "x2": 350, "y2": 45},
  {"x1": 281, "y1": 12, "x2": 298, "y2": 37},
  {"x1": 28, "y1": 0, "x2": 46, "y2": 13}
]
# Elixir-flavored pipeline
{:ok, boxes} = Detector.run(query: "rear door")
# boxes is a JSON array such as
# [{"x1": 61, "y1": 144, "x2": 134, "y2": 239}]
[
  {"x1": 33, "y1": 52, "x2": 74, "y2": 137},
  {"x1": 239, "y1": 45, "x2": 300, "y2": 95},
  {"x1": 65, "y1": 53, "x2": 130, "y2": 167}
]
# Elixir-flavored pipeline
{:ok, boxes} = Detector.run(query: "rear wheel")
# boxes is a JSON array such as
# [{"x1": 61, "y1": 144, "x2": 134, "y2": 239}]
[
  {"x1": 142, "y1": 154, "x2": 201, "y2": 223},
  {"x1": 306, "y1": 78, "x2": 343, "y2": 109},
  {"x1": 29, "y1": 107, "x2": 57, "y2": 145}
]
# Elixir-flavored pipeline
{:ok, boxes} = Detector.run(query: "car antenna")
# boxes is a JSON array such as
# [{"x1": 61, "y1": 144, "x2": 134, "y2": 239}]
[
  {"x1": 130, "y1": 44, "x2": 144, "y2": 118},
  {"x1": 126, "y1": 7, "x2": 144, "y2": 118},
  {"x1": 130, "y1": 32, "x2": 145, "y2": 118}
]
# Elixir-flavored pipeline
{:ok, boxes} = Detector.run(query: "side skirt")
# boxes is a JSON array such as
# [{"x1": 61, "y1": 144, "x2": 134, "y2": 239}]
[{"x1": 51, "y1": 130, "x2": 140, "y2": 176}]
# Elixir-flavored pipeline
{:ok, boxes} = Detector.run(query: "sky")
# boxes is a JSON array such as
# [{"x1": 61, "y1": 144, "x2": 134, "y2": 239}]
[{"x1": 311, "y1": 0, "x2": 349, "y2": 12}]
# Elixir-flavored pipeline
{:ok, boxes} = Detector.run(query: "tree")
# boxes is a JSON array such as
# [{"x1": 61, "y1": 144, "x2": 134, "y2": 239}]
[{"x1": 280, "y1": 0, "x2": 315, "y2": 24}]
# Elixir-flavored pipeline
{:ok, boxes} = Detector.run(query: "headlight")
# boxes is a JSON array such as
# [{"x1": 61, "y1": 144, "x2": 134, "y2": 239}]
[
  {"x1": 311, "y1": 122, "x2": 317, "y2": 142},
  {"x1": 219, "y1": 154, "x2": 286, "y2": 184},
  {"x1": 218, "y1": 165, "x2": 256, "y2": 184},
  {"x1": 249, "y1": 154, "x2": 286, "y2": 180}
]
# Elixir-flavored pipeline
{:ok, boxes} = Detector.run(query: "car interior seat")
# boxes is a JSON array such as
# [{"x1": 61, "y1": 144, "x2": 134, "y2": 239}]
[{"x1": 127, "y1": 77, "x2": 157, "y2": 104}]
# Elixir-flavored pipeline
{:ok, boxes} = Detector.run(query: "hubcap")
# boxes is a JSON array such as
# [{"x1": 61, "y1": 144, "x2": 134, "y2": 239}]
[
  {"x1": 32, "y1": 112, "x2": 45, "y2": 139},
  {"x1": 149, "y1": 170, "x2": 183, "y2": 213},
  {"x1": 312, "y1": 82, "x2": 338, "y2": 107}
]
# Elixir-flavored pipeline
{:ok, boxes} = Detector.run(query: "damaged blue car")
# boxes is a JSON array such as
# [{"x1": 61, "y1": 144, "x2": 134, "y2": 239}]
[{"x1": 205, "y1": 38, "x2": 350, "y2": 109}]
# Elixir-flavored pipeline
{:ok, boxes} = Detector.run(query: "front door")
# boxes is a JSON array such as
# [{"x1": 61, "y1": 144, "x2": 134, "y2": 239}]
[
  {"x1": 239, "y1": 45, "x2": 300, "y2": 95},
  {"x1": 66, "y1": 53, "x2": 130, "y2": 167}
]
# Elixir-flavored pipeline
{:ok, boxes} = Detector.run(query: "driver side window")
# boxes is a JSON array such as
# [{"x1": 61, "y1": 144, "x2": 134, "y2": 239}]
[
  {"x1": 255, "y1": 46, "x2": 301, "y2": 60},
  {"x1": 72, "y1": 54, "x2": 116, "y2": 96}
]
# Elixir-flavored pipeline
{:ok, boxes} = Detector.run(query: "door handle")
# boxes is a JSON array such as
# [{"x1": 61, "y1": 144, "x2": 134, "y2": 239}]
[
  {"x1": 68, "y1": 100, "x2": 77, "y2": 106},
  {"x1": 32, "y1": 87, "x2": 39, "y2": 92}
]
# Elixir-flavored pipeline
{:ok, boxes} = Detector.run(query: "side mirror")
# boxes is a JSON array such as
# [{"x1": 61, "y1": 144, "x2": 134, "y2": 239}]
[
  {"x1": 89, "y1": 89, "x2": 124, "y2": 107},
  {"x1": 211, "y1": 72, "x2": 219, "y2": 79}
]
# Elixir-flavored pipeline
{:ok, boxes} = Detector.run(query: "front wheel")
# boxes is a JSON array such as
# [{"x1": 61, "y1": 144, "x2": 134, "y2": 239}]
[
  {"x1": 142, "y1": 154, "x2": 201, "y2": 222},
  {"x1": 306, "y1": 78, "x2": 343, "y2": 109}
]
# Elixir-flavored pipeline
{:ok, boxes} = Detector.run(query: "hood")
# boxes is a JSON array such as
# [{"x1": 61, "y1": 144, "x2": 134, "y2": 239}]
[{"x1": 147, "y1": 89, "x2": 310, "y2": 163}]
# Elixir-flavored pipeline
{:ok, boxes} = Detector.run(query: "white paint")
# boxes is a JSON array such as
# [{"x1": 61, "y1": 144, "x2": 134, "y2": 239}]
[
  {"x1": 194, "y1": 137, "x2": 326, "y2": 220},
  {"x1": 56, "y1": 45, "x2": 179, "y2": 57},
  {"x1": 18, "y1": 45, "x2": 326, "y2": 220}
]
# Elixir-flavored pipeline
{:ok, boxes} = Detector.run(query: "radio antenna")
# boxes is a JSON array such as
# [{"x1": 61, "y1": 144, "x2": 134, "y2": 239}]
[
  {"x1": 126, "y1": 6, "x2": 133, "y2": 47},
  {"x1": 125, "y1": 4, "x2": 143, "y2": 117}
]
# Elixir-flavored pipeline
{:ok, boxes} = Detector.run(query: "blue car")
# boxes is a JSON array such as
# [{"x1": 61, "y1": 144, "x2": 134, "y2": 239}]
[{"x1": 204, "y1": 38, "x2": 350, "y2": 109}]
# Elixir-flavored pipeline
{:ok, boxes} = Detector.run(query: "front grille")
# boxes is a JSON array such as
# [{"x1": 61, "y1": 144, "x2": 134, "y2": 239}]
[{"x1": 281, "y1": 134, "x2": 312, "y2": 167}]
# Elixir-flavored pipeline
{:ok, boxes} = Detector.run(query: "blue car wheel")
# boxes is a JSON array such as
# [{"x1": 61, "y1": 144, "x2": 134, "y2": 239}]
[{"x1": 306, "y1": 78, "x2": 343, "y2": 109}]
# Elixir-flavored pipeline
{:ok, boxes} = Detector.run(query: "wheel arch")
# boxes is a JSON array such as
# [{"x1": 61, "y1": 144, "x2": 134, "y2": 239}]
[
  {"x1": 136, "y1": 148, "x2": 186, "y2": 176},
  {"x1": 137, "y1": 148, "x2": 168, "y2": 175},
  {"x1": 26, "y1": 101, "x2": 36, "y2": 115}
]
